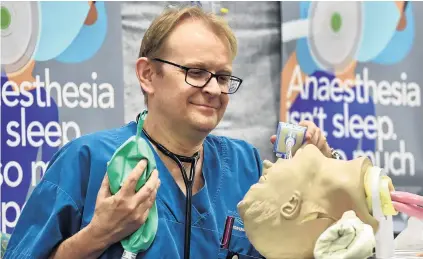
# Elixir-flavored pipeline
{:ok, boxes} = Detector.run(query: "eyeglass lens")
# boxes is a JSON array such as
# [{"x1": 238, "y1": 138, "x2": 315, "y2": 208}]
[{"x1": 186, "y1": 68, "x2": 240, "y2": 93}]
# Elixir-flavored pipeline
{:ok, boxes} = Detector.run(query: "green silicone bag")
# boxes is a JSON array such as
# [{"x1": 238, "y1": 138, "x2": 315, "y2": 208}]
[{"x1": 106, "y1": 110, "x2": 158, "y2": 259}]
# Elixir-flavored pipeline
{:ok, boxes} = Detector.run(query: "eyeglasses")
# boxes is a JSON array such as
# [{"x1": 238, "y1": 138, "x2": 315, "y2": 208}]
[{"x1": 152, "y1": 58, "x2": 243, "y2": 94}]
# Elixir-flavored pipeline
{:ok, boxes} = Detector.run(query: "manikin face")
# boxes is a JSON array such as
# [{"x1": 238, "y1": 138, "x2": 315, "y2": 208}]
[
  {"x1": 148, "y1": 18, "x2": 231, "y2": 133},
  {"x1": 237, "y1": 144, "x2": 379, "y2": 259}
]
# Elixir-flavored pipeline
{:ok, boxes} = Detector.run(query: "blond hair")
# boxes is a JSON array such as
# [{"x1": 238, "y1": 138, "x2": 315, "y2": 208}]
[{"x1": 138, "y1": 5, "x2": 238, "y2": 104}]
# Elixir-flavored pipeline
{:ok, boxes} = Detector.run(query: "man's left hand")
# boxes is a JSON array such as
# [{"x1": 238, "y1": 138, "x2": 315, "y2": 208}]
[{"x1": 270, "y1": 120, "x2": 332, "y2": 158}]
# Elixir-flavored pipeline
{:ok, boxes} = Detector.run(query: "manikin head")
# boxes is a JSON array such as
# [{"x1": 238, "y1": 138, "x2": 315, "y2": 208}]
[
  {"x1": 136, "y1": 6, "x2": 242, "y2": 136},
  {"x1": 237, "y1": 144, "x2": 379, "y2": 259}
]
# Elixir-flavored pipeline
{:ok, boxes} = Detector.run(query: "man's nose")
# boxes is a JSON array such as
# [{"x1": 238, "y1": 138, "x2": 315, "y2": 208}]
[{"x1": 203, "y1": 77, "x2": 222, "y2": 96}]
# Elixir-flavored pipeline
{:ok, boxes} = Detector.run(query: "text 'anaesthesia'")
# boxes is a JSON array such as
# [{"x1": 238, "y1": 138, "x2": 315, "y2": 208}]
[{"x1": 285, "y1": 65, "x2": 421, "y2": 177}]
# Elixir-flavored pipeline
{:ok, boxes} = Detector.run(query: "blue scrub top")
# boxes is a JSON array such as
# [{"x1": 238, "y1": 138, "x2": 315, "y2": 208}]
[{"x1": 4, "y1": 122, "x2": 264, "y2": 259}]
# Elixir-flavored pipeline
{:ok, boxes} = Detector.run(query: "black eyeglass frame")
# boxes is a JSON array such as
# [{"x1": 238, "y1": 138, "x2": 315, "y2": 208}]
[{"x1": 152, "y1": 58, "x2": 243, "y2": 94}]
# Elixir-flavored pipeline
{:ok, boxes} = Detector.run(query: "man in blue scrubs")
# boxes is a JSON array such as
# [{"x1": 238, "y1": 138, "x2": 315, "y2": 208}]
[{"x1": 4, "y1": 6, "x2": 333, "y2": 259}]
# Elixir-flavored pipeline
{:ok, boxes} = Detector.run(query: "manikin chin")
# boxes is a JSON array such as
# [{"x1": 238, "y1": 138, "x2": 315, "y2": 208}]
[{"x1": 237, "y1": 144, "x2": 380, "y2": 259}]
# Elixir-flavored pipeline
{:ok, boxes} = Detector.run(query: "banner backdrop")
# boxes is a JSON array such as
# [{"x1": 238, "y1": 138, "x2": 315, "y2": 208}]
[
  {"x1": 280, "y1": 1, "x2": 422, "y2": 232},
  {"x1": 1, "y1": 1, "x2": 125, "y2": 236}
]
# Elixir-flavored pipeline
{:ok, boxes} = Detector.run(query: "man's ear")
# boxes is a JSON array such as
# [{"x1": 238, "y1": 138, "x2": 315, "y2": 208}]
[
  {"x1": 280, "y1": 191, "x2": 302, "y2": 220},
  {"x1": 136, "y1": 57, "x2": 155, "y2": 95}
]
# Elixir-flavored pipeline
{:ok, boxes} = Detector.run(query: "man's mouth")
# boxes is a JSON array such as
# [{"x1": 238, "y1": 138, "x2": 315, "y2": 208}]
[{"x1": 192, "y1": 103, "x2": 219, "y2": 109}]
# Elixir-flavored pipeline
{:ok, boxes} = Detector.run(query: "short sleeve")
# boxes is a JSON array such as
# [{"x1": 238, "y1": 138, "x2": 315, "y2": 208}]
[{"x1": 3, "y1": 141, "x2": 88, "y2": 259}]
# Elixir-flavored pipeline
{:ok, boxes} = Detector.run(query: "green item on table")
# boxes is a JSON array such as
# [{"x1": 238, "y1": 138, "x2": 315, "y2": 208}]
[{"x1": 106, "y1": 110, "x2": 158, "y2": 258}]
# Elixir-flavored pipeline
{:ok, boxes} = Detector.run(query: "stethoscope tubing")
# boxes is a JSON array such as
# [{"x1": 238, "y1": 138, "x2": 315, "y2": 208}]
[{"x1": 141, "y1": 127, "x2": 199, "y2": 259}]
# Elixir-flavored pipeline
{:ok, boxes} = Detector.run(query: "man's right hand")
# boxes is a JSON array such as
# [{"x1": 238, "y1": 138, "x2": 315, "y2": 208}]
[{"x1": 89, "y1": 159, "x2": 160, "y2": 245}]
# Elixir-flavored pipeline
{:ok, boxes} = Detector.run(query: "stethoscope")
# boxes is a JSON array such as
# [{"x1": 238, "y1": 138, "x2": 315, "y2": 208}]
[{"x1": 136, "y1": 112, "x2": 200, "y2": 259}]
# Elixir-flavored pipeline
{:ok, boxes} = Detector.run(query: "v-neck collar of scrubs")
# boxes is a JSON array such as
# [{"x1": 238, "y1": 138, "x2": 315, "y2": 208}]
[{"x1": 140, "y1": 131, "x2": 220, "y2": 227}]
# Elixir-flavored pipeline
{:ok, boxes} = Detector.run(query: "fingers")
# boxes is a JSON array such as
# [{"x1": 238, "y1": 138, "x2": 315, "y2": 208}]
[
  {"x1": 278, "y1": 120, "x2": 331, "y2": 157},
  {"x1": 270, "y1": 135, "x2": 277, "y2": 145},
  {"x1": 305, "y1": 127, "x2": 315, "y2": 143},
  {"x1": 134, "y1": 169, "x2": 160, "y2": 206},
  {"x1": 300, "y1": 121, "x2": 322, "y2": 145},
  {"x1": 311, "y1": 128, "x2": 320, "y2": 146},
  {"x1": 141, "y1": 208, "x2": 150, "y2": 223},
  {"x1": 300, "y1": 120, "x2": 314, "y2": 142},
  {"x1": 299, "y1": 120, "x2": 332, "y2": 157},
  {"x1": 120, "y1": 159, "x2": 148, "y2": 196},
  {"x1": 316, "y1": 131, "x2": 326, "y2": 149},
  {"x1": 298, "y1": 120, "x2": 312, "y2": 128},
  {"x1": 97, "y1": 173, "x2": 111, "y2": 200}
]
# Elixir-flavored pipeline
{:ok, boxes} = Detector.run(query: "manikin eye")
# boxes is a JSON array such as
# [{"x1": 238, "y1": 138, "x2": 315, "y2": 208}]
[
  {"x1": 307, "y1": 1, "x2": 362, "y2": 74},
  {"x1": 1, "y1": 1, "x2": 39, "y2": 73}
]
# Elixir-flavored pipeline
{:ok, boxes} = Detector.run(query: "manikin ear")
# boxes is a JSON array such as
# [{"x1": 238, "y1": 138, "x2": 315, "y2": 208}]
[
  {"x1": 280, "y1": 191, "x2": 302, "y2": 220},
  {"x1": 135, "y1": 57, "x2": 156, "y2": 96}
]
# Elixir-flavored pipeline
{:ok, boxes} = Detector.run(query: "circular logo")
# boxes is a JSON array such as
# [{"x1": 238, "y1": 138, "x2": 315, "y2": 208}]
[
  {"x1": 308, "y1": 1, "x2": 363, "y2": 74},
  {"x1": 1, "y1": 1, "x2": 39, "y2": 74}
]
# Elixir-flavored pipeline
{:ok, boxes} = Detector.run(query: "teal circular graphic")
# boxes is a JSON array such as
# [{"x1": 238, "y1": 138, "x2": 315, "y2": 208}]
[
  {"x1": 308, "y1": 1, "x2": 362, "y2": 74},
  {"x1": 0, "y1": 2, "x2": 39, "y2": 74},
  {"x1": 1, "y1": 1, "x2": 109, "y2": 73}
]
